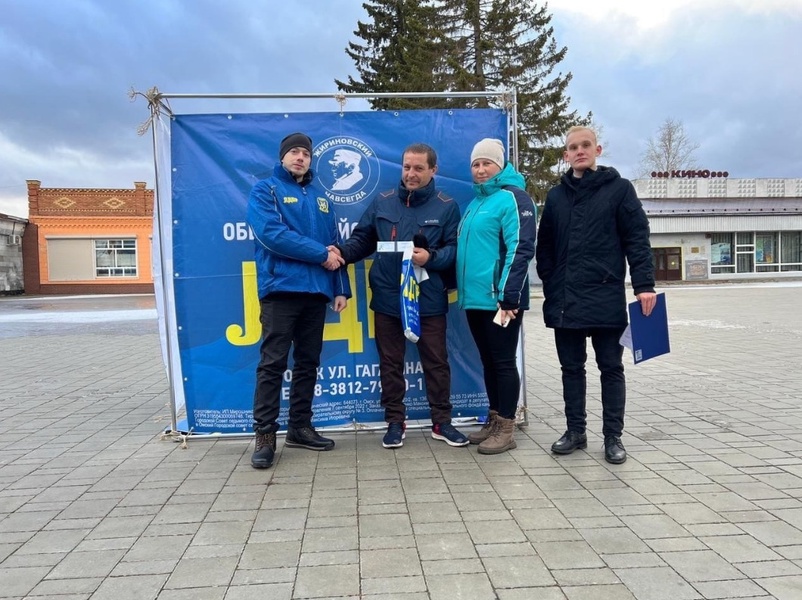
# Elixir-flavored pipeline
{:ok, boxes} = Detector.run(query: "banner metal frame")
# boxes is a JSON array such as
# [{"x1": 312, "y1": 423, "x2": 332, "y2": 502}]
[{"x1": 139, "y1": 89, "x2": 528, "y2": 443}]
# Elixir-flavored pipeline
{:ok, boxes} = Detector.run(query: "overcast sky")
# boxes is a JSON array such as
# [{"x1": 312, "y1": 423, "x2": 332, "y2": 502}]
[{"x1": 1, "y1": 0, "x2": 800, "y2": 218}]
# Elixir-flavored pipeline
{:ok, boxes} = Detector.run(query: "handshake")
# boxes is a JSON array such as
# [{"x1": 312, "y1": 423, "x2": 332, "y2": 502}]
[
  {"x1": 321, "y1": 234, "x2": 431, "y2": 271},
  {"x1": 321, "y1": 245, "x2": 344, "y2": 271}
]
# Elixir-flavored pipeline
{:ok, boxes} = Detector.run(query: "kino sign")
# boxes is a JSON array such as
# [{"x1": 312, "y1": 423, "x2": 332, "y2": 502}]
[{"x1": 651, "y1": 169, "x2": 729, "y2": 178}]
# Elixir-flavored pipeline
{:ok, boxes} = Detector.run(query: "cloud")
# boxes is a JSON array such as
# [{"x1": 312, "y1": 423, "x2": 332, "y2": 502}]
[
  {"x1": 0, "y1": 0, "x2": 799, "y2": 217},
  {"x1": 549, "y1": 1, "x2": 802, "y2": 179},
  {"x1": 0, "y1": 0, "x2": 366, "y2": 216}
]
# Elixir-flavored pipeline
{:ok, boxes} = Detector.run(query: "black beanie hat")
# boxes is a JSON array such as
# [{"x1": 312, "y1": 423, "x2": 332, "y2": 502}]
[{"x1": 279, "y1": 132, "x2": 313, "y2": 159}]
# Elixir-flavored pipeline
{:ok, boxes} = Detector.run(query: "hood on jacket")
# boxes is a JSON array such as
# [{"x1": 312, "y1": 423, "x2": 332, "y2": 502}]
[
  {"x1": 472, "y1": 162, "x2": 526, "y2": 198},
  {"x1": 561, "y1": 165, "x2": 619, "y2": 191}
]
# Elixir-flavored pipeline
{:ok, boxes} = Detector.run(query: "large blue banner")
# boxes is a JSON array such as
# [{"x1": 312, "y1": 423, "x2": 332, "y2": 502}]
[{"x1": 170, "y1": 109, "x2": 507, "y2": 433}]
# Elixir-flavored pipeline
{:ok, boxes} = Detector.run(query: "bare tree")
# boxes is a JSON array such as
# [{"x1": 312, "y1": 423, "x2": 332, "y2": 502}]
[{"x1": 639, "y1": 118, "x2": 699, "y2": 176}]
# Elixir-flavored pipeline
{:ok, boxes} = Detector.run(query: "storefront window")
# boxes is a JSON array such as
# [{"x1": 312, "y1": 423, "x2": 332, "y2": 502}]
[
  {"x1": 781, "y1": 232, "x2": 802, "y2": 272},
  {"x1": 710, "y1": 233, "x2": 733, "y2": 273},
  {"x1": 711, "y1": 231, "x2": 802, "y2": 274},
  {"x1": 756, "y1": 232, "x2": 779, "y2": 272}
]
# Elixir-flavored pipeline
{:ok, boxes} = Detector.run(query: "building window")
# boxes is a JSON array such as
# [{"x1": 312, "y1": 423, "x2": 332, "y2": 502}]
[
  {"x1": 712, "y1": 231, "x2": 802, "y2": 274},
  {"x1": 756, "y1": 232, "x2": 779, "y2": 272},
  {"x1": 95, "y1": 239, "x2": 137, "y2": 277},
  {"x1": 781, "y1": 232, "x2": 802, "y2": 272},
  {"x1": 710, "y1": 233, "x2": 734, "y2": 273},
  {"x1": 735, "y1": 232, "x2": 754, "y2": 273}
]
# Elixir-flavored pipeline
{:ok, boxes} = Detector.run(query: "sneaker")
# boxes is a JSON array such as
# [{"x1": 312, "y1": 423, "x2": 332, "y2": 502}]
[
  {"x1": 382, "y1": 422, "x2": 406, "y2": 448},
  {"x1": 251, "y1": 431, "x2": 276, "y2": 469},
  {"x1": 431, "y1": 422, "x2": 469, "y2": 447},
  {"x1": 285, "y1": 426, "x2": 335, "y2": 451}
]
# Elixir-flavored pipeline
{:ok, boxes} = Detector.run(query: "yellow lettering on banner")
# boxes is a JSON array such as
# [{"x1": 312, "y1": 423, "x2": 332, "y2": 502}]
[
  {"x1": 226, "y1": 261, "x2": 367, "y2": 352},
  {"x1": 323, "y1": 264, "x2": 363, "y2": 353},
  {"x1": 401, "y1": 267, "x2": 420, "y2": 302},
  {"x1": 226, "y1": 261, "x2": 262, "y2": 346}
]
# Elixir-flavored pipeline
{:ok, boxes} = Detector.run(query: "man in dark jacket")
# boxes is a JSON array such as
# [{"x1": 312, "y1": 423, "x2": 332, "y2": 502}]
[
  {"x1": 247, "y1": 132, "x2": 351, "y2": 469},
  {"x1": 333, "y1": 143, "x2": 468, "y2": 449},
  {"x1": 536, "y1": 126, "x2": 656, "y2": 464}
]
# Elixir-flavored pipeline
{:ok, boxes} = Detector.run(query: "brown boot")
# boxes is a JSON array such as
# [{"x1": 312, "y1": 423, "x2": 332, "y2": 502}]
[
  {"x1": 468, "y1": 410, "x2": 498, "y2": 445},
  {"x1": 477, "y1": 415, "x2": 516, "y2": 455}
]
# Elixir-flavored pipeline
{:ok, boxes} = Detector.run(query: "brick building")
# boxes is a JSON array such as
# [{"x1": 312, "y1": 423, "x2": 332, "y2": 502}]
[{"x1": 23, "y1": 180, "x2": 154, "y2": 294}]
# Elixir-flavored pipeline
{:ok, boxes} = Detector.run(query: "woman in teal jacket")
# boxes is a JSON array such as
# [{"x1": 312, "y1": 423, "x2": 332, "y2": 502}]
[{"x1": 456, "y1": 138, "x2": 537, "y2": 455}]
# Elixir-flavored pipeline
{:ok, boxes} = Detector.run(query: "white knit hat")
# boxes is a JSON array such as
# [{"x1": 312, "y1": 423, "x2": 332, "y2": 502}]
[{"x1": 470, "y1": 138, "x2": 505, "y2": 169}]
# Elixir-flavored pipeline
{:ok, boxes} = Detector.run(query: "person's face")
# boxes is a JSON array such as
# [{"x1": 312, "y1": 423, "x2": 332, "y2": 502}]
[
  {"x1": 471, "y1": 159, "x2": 501, "y2": 184},
  {"x1": 564, "y1": 130, "x2": 601, "y2": 175},
  {"x1": 282, "y1": 147, "x2": 311, "y2": 179},
  {"x1": 401, "y1": 152, "x2": 437, "y2": 190}
]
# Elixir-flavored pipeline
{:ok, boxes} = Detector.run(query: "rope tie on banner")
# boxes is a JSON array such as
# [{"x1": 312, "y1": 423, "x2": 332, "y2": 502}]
[
  {"x1": 500, "y1": 89, "x2": 515, "y2": 113},
  {"x1": 129, "y1": 86, "x2": 173, "y2": 135},
  {"x1": 334, "y1": 93, "x2": 347, "y2": 116},
  {"x1": 159, "y1": 427, "x2": 193, "y2": 448}
]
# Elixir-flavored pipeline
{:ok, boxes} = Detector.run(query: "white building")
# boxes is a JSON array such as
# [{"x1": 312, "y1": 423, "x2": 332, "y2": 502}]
[
  {"x1": 634, "y1": 177, "x2": 802, "y2": 281},
  {"x1": 0, "y1": 213, "x2": 27, "y2": 293}
]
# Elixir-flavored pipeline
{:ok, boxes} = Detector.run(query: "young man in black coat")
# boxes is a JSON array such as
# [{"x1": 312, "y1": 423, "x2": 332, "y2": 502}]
[{"x1": 536, "y1": 126, "x2": 657, "y2": 464}]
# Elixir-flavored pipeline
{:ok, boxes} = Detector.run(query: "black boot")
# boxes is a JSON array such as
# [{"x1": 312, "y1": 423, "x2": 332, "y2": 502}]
[
  {"x1": 551, "y1": 430, "x2": 588, "y2": 455},
  {"x1": 251, "y1": 431, "x2": 276, "y2": 469},
  {"x1": 604, "y1": 436, "x2": 627, "y2": 464},
  {"x1": 285, "y1": 426, "x2": 335, "y2": 451}
]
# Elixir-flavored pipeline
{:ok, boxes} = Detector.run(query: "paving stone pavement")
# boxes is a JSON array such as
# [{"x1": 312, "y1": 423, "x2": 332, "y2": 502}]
[{"x1": 1, "y1": 284, "x2": 801, "y2": 600}]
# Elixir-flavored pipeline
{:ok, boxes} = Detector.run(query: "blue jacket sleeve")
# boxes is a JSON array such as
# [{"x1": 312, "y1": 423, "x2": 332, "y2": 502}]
[
  {"x1": 339, "y1": 197, "x2": 379, "y2": 264},
  {"x1": 247, "y1": 180, "x2": 328, "y2": 264},
  {"x1": 499, "y1": 187, "x2": 537, "y2": 310}
]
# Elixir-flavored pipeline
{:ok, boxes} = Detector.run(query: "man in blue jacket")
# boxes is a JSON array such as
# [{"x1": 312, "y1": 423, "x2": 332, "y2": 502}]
[
  {"x1": 333, "y1": 143, "x2": 468, "y2": 449},
  {"x1": 536, "y1": 126, "x2": 656, "y2": 464},
  {"x1": 247, "y1": 132, "x2": 350, "y2": 469}
]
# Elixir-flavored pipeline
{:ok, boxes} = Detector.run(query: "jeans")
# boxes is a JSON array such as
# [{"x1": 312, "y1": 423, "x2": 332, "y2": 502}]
[
  {"x1": 553, "y1": 327, "x2": 626, "y2": 437},
  {"x1": 253, "y1": 295, "x2": 327, "y2": 434},
  {"x1": 465, "y1": 309, "x2": 523, "y2": 420},
  {"x1": 374, "y1": 312, "x2": 452, "y2": 424}
]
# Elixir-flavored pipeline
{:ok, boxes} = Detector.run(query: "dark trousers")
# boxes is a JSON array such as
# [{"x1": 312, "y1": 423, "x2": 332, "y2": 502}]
[
  {"x1": 465, "y1": 309, "x2": 522, "y2": 420},
  {"x1": 374, "y1": 312, "x2": 452, "y2": 424},
  {"x1": 554, "y1": 327, "x2": 626, "y2": 438},
  {"x1": 253, "y1": 295, "x2": 327, "y2": 434}
]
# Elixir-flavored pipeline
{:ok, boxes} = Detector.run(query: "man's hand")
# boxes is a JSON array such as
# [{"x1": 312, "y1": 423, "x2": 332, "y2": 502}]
[
  {"x1": 637, "y1": 291, "x2": 657, "y2": 316},
  {"x1": 321, "y1": 249, "x2": 344, "y2": 271},
  {"x1": 411, "y1": 247, "x2": 430, "y2": 267},
  {"x1": 332, "y1": 295, "x2": 347, "y2": 313}
]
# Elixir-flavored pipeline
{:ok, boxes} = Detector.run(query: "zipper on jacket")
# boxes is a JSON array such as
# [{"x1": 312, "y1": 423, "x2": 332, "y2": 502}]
[{"x1": 458, "y1": 208, "x2": 478, "y2": 307}]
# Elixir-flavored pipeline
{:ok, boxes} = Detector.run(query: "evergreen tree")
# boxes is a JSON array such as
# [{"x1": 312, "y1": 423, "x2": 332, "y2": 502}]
[
  {"x1": 335, "y1": 0, "x2": 447, "y2": 110},
  {"x1": 437, "y1": 0, "x2": 590, "y2": 201},
  {"x1": 337, "y1": 0, "x2": 588, "y2": 200}
]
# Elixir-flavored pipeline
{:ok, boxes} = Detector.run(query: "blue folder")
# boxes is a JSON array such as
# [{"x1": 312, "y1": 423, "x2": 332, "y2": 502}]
[{"x1": 627, "y1": 292, "x2": 670, "y2": 364}]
